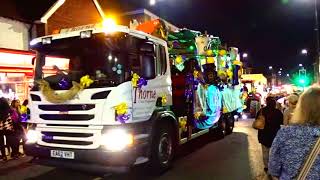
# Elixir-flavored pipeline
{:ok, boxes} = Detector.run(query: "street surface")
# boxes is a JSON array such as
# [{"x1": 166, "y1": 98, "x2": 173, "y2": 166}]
[{"x1": 0, "y1": 119, "x2": 270, "y2": 180}]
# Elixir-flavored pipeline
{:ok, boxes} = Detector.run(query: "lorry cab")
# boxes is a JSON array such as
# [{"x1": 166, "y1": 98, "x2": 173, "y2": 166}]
[{"x1": 26, "y1": 22, "x2": 175, "y2": 172}]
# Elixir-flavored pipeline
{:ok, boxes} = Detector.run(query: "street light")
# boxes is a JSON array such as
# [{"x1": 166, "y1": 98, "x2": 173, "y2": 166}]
[
  {"x1": 242, "y1": 53, "x2": 248, "y2": 58},
  {"x1": 269, "y1": 66, "x2": 273, "y2": 70},
  {"x1": 287, "y1": 74, "x2": 290, "y2": 77},
  {"x1": 149, "y1": 0, "x2": 156, "y2": 6},
  {"x1": 296, "y1": 0, "x2": 320, "y2": 81},
  {"x1": 299, "y1": 64, "x2": 303, "y2": 67},
  {"x1": 301, "y1": 49, "x2": 308, "y2": 55}
]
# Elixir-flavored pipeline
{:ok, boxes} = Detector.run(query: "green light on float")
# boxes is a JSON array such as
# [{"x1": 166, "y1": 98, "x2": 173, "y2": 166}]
[{"x1": 189, "y1": 45, "x2": 195, "y2": 51}]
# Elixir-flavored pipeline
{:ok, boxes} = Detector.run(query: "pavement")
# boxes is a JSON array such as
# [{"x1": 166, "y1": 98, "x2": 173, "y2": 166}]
[{"x1": 0, "y1": 119, "x2": 271, "y2": 180}]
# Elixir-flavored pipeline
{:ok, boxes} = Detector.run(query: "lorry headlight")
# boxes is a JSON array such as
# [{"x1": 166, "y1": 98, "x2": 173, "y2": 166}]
[
  {"x1": 100, "y1": 129, "x2": 133, "y2": 151},
  {"x1": 26, "y1": 130, "x2": 39, "y2": 144}
]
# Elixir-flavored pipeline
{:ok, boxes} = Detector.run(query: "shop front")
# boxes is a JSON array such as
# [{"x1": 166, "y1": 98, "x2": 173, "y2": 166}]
[{"x1": 0, "y1": 48, "x2": 69, "y2": 101}]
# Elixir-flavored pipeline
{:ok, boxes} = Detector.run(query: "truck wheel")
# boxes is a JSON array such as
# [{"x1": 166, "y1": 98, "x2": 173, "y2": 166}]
[
  {"x1": 150, "y1": 122, "x2": 174, "y2": 174},
  {"x1": 217, "y1": 118, "x2": 227, "y2": 138},
  {"x1": 225, "y1": 116, "x2": 235, "y2": 135}
]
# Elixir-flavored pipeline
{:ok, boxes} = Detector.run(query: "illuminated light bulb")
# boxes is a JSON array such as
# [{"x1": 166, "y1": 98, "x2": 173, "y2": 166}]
[{"x1": 102, "y1": 17, "x2": 117, "y2": 33}]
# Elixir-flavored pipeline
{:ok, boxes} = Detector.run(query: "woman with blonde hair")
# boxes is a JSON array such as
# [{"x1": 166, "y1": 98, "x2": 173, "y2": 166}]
[
  {"x1": 283, "y1": 93, "x2": 299, "y2": 125},
  {"x1": 268, "y1": 87, "x2": 320, "y2": 180}
]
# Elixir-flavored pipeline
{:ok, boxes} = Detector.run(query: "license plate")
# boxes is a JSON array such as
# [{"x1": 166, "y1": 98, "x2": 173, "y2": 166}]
[{"x1": 50, "y1": 150, "x2": 75, "y2": 159}]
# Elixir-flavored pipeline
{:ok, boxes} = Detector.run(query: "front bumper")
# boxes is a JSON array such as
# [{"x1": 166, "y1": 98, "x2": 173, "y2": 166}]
[{"x1": 25, "y1": 143, "x2": 147, "y2": 172}]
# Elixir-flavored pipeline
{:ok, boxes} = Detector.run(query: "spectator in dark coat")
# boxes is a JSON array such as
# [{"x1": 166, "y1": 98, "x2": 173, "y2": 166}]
[
  {"x1": 256, "y1": 96, "x2": 283, "y2": 172},
  {"x1": 0, "y1": 97, "x2": 14, "y2": 161}
]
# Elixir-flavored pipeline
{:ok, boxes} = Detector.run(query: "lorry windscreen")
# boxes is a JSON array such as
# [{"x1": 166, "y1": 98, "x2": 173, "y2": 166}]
[{"x1": 32, "y1": 33, "x2": 133, "y2": 90}]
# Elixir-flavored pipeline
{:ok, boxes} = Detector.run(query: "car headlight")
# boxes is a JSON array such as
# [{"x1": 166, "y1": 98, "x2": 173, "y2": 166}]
[
  {"x1": 26, "y1": 130, "x2": 39, "y2": 144},
  {"x1": 100, "y1": 129, "x2": 133, "y2": 151}
]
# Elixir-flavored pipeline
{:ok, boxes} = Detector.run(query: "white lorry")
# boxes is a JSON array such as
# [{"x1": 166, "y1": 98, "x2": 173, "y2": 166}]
[{"x1": 25, "y1": 21, "x2": 237, "y2": 173}]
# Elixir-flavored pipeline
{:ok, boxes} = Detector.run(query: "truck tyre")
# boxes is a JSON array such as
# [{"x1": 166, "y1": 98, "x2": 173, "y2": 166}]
[
  {"x1": 225, "y1": 116, "x2": 235, "y2": 135},
  {"x1": 150, "y1": 122, "x2": 174, "y2": 174},
  {"x1": 217, "y1": 118, "x2": 227, "y2": 138}
]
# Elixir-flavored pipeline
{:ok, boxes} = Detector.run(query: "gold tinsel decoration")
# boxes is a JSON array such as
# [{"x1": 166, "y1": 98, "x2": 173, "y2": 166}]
[
  {"x1": 37, "y1": 80, "x2": 82, "y2": 103},
  {"x1": 37, "y1": 75, "x2": 94, "y2": 103}
]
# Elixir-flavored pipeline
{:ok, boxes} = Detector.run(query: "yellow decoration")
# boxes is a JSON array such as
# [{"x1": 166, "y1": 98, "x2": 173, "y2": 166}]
[
  {"x1": 20, "y1": 105, "x2": 27, "y2": 114},
  {"x1": 219, "y1": 58, "x2": 226, "y2": 67},
  {"x1": 227, "y1": 69, "x2": 233, "y2": 79},
  {"x1": 161, "y1": 94, "x2": 167, "y2": 106},
  {"x1": 175, "y1": 56, "x2": 183, "y2": 64},
  {"x1": 193, "y1": 70, "x2": 199, "y2": 78},
  {"x1": 206, "y1": 50, "x2": 213, "y2": 56},
  {"x1": 80, "y1": 75, "x2": 94, "y2": 88},
  {"x1": 218, "y1": 70, "x2": 227, "y2": 77},
  {"x1": 223, "y1": 107, "x2": 228, "y2": 113},
  {"x1": 114, "y1": 103, "x2": 128, "y2": 115},
  {"x1": 37, "y1": 75, "x2": 94, "y2": 104},
  {"x1": 131, "y1": 73, "x2": 140, "y2": 88},
  {"x1": 37, "y1": 80, "x2": 82, "y2": 104},
  {"x1": 219, "y1": 50, "x2": 227, "y2": 56},
  {"x1": 233, "y1": 60, "x2": 242, "y2": 66},
  {"x1": 194, "y1": 112, "x2": 202, "y2": 120},
  {"x1": 179, "y1": 117, "x2": 187, "y2": 132},
  {"x1": 207, "y1": 57, "x2": 215, "y2": 64}
]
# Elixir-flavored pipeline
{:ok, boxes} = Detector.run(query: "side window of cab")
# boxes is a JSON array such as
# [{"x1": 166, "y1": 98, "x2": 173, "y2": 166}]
[{"x1": 139, "y1": 41, "x2": 156, "y2": 79}]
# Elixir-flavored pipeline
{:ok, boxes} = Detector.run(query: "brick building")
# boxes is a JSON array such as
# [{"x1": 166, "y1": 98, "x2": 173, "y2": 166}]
[
  {"x1": 0, "y1": 0, "x2": 178, "y2": 100},
  {"x1": 41, "y1": 0, "x2": 178, "y2": 35}
]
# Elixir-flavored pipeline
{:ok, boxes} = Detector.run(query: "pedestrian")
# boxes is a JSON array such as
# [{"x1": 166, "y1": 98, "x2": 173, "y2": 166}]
[
  {"x1": 10, "y1": 99, "x2": 23, "y2": 158},
  {"x1": 19, "y1": 99, "x2": 29, "y2": 153},
  {"x1": 268, "y1": 87, "x2": 320, "y2": 180},
  {"x1": 0, "y1": 97, "x2": 14, "y2": 161},
  {"x1": 20, "y1": 99, "x2": 30, "y2": 123},
  {"x1": 283, "y1": 94, "x2": 299, "y2": 126},
  {"x1": 256, "y1": 96, "x2": 283, "y2": 173}
]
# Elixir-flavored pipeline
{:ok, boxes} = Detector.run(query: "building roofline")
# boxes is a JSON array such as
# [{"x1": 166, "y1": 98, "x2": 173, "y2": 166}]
[
  {"x1": 40, "y1": 0, "x2": 65, "y2": 23},
  {"x1": 93, "y1": 0, "x2": 105, "y2": 19}
]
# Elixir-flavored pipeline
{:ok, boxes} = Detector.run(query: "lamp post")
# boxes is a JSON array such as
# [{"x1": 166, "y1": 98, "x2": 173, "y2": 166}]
[{"x1": 314, "y1": 0, "x2": 320, "y2": 82}]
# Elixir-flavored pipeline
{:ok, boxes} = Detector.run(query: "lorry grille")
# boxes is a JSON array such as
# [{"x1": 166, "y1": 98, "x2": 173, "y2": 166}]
[
  {"x1": 40, "y1": 114, "x2": 95, "y2": 121},
  {"x1": 42, "y1": 131, "x2": 94, "y2": 138},
  {"x1": 38, "y1": 104, "x2": 95, "y2": 111},
  {"x1": 42, "y1": 139, "x2": 93, "y2": 146},
  {"x1": 40, "y1": 131, "x2": 96, "y2": 147}
]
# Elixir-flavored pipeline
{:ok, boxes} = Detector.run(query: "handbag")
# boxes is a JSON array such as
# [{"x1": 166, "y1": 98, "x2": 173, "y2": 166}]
[
  {"x1": 296, "y1": 135, "x2": 320, "y2": 180},
  {"x1": 252, "y1": 110, "x2": 265, "y2": 130}
]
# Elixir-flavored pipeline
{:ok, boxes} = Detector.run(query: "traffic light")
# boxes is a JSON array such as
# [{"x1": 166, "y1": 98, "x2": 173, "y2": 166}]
[{"x1": 292, "y1": 73, "x2": 311, "y2": 87}]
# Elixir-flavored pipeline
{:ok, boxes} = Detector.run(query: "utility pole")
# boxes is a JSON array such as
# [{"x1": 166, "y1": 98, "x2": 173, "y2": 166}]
[{"x1": 314, "y1": 0, "x2": 320, "y2": 83}]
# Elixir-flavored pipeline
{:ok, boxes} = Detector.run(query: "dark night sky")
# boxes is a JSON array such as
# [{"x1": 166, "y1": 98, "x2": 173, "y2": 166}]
[
  {"x1": 131, "y1": 0, "x2": 317, "y2": 74},
  {"x1": 10, "y1": 0, "x2": 317, "y2": 74}
]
